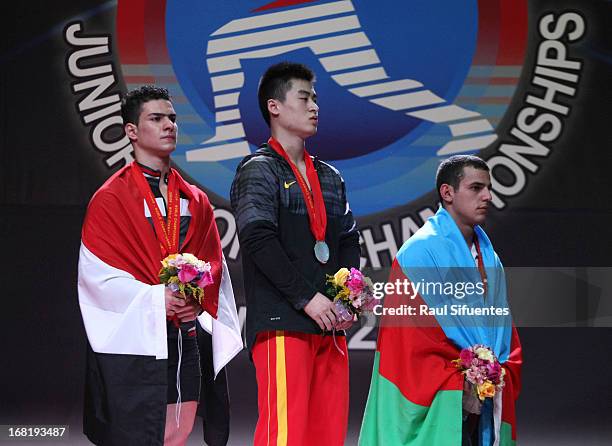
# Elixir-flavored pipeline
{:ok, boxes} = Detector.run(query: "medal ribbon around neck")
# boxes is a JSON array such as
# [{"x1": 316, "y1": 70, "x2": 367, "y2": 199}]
[
  {"x1": 268, "y1": 137, "x2": 327, "y2": 244},
  {"x1": 473, "y1": 236, "x2": 488, "y2": 297},
  {"x1": 131, "y1": 162, "x2": 181, "y2": 257}
]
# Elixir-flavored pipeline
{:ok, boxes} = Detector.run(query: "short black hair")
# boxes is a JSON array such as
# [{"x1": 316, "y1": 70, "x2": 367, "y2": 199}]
[
  {"x1": 257, "y1": 62, "x2": 315, "y2": 126},
  {"x1": 435, "y1": 155, "x2": 490, "y2": 204},
  {"x1": 121, "y1": 85, "x2": 171, "y2": 125}
]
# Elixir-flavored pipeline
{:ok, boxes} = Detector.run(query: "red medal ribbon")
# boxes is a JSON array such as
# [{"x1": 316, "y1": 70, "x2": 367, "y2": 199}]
[
  {"x1": 268, "y1": 137, "x2": 327, "y2": 242},
  {"x1": 131, "y1": 162, "x2": 181, "y2": 257},
  {"x1": 473, "y1": 236, "x2": 488, "y2": 296}
]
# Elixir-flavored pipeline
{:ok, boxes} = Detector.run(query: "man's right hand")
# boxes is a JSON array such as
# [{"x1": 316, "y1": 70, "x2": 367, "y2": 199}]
[
  {"x1": 165, "y1": 286, "x2": 186, "y2": 317},
  {"x1": 303, "y1": 292, "x2": 338, "y2": 331}
]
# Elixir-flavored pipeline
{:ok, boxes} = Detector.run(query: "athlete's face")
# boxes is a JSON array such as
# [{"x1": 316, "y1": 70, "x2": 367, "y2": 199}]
[
  {"x1": 271, "y1": 79, "x2": 319, "y2": 139},
  {"x1": 444, "y1": 166, "x2": 493, "y2": 227},
  {"x1": 126, "y1": 99, "x2": 178, "y2": 156}
]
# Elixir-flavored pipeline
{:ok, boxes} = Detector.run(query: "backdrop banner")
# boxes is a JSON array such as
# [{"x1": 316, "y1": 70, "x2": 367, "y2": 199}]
[{"x1": 2, "y1": 1, "x2": 611, "y2": 444}]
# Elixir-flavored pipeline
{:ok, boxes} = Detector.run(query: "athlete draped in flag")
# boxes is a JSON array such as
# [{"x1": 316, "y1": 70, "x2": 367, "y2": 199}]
[
  {"x1": 78, "y1": 86, "x2": 242, "y2": 446},
  {"x1": 360, "y1": 155, "x2": 522, "y2": 445},
  {"x1": 230, "y1": 62, "x2": 361, "y2": 445}
]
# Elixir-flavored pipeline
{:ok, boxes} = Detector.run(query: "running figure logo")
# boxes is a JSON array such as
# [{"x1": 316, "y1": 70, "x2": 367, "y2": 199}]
[{"x1": 187, "y1": 0, "x2": 496, "y2": 162}]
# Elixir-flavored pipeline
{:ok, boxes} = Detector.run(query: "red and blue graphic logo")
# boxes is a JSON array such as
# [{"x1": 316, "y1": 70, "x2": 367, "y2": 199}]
[{"x1": 117, "y1": 0, "x2": 526, "y2": 215}]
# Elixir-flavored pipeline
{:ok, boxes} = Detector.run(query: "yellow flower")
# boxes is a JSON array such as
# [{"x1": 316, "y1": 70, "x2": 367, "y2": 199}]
[
  {"x1": 162, "y1": 254, "x2": 178, "y2": 268},
  {"x1": 333, "y1": 268, "x2": 350, "y2": 287},
  {"x1": 335, "y1": 286, "x2": 350, "y2": 302},
  {"x1": 474, "y1": 346, "x2": 495, "y2": 362},
  {"x1": 477, "y1": 381, "x2": 496, "y2": 400}
]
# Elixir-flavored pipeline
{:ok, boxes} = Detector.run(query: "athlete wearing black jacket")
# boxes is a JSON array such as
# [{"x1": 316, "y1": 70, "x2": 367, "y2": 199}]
[
  {"x1": 231, "y1": 62, "x2": 360, "y2": 446},
  {"x1": 231, "y1": 143, "x2": 361, "y2": 351}
]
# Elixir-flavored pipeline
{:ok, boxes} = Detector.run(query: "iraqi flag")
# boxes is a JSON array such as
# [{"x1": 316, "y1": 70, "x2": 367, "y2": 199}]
[{"x1": 77, "y1": 162, "x2": 242, "y2": 445}]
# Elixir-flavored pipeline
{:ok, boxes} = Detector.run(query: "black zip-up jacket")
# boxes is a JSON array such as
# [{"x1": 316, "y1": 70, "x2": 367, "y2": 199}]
[{"x1": 230, "y1": 144, "x2": 361, "y2": 350}]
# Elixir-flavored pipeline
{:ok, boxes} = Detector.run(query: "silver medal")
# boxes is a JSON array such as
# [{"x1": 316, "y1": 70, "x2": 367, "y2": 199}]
[{"x1": 314, "y1": 240, "x2": 329, "y2": 264}]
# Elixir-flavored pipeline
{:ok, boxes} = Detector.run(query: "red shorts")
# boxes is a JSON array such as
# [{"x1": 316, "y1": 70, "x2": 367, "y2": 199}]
[{"x1": 252, "y1": 330, "x2": 349, "y2": 446}]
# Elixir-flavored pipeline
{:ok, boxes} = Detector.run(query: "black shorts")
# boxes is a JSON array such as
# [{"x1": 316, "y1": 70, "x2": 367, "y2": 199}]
[{"x1": 166, "y1": 320, "x2": 201, "y2": 403}]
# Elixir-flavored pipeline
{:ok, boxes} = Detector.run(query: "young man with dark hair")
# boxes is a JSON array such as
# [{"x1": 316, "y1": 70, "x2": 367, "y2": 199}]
[
  {"x1": 435, "y1": 155, "x2": 495, "y2": 244},
  {"x1": 231, "y1": 62, "x2": 361, "y2": 445},
  {"x1": 360, "y1": 155, "x2": 522, "y2": 445},
  {"x1": 78, "y1": 86, "x2": 241, "y2": 446},
  {"x1": 435, "y1": 155, "x2": 490, "y2": 207}
]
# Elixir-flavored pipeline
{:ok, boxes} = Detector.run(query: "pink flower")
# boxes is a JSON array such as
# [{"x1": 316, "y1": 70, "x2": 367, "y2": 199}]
[
  {"x1": 178, "y1": 264, "x2": 199, "y2": 283},
  {"x1": 486, "y1": 361, "x2": 502, "y2": 382},
  {"x1": 350, "y1": 268, "x2": 364, "y2": 282},
  {"x1": 465, "y1": 368, "x2": 480, "y2": 384},
  {"x1": 459, "y1": 348, "x2": 476, "y2": 367},
  {"x1": 197, "y1": 270, "x2": 213, "y2": 288},
  {"x1": 466, "y1": 365, "x2": 488, "y2": 385},
  {"x1": 346, "y1": 268, "x2": 365, "y2": 294}
]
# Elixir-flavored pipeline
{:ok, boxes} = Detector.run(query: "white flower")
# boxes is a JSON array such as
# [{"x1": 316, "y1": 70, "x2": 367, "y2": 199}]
[
  {"x1": 474, "y1": 347, "x2": 495, "y2": 362},
  {"x1": 181, "y1": 253, "x2": 199, "y2": 265}
]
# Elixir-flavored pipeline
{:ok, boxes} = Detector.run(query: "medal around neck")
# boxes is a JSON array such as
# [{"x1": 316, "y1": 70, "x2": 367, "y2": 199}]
[{"x1": 314, "y1": 240, "x2": 329, "y2": 264}]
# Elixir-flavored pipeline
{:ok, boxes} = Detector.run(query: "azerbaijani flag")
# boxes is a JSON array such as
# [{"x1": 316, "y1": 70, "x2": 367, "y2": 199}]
[{"x1": 359, "y1": 208, "x2": 522, "y2": 445}]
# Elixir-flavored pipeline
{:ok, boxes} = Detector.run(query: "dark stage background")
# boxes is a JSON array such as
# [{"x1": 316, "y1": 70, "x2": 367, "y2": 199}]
[{"x1": 2, "y1": 1, "x2": 612, "y2": 445}]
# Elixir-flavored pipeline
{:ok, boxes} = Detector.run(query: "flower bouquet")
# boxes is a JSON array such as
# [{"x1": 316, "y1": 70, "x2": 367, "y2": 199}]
[
  {"x1": 453, "y1": 344, "x2": 505, "y2": 402},
  {"x1": 326, "y1": 267, "x2": 376, "y2": 322},
  {"x1": 160, "y1": 253, "x2": 213, "y2": 423},
  {"x1": 159, "y1": 253, "x2": 213, "y2": 305}
]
